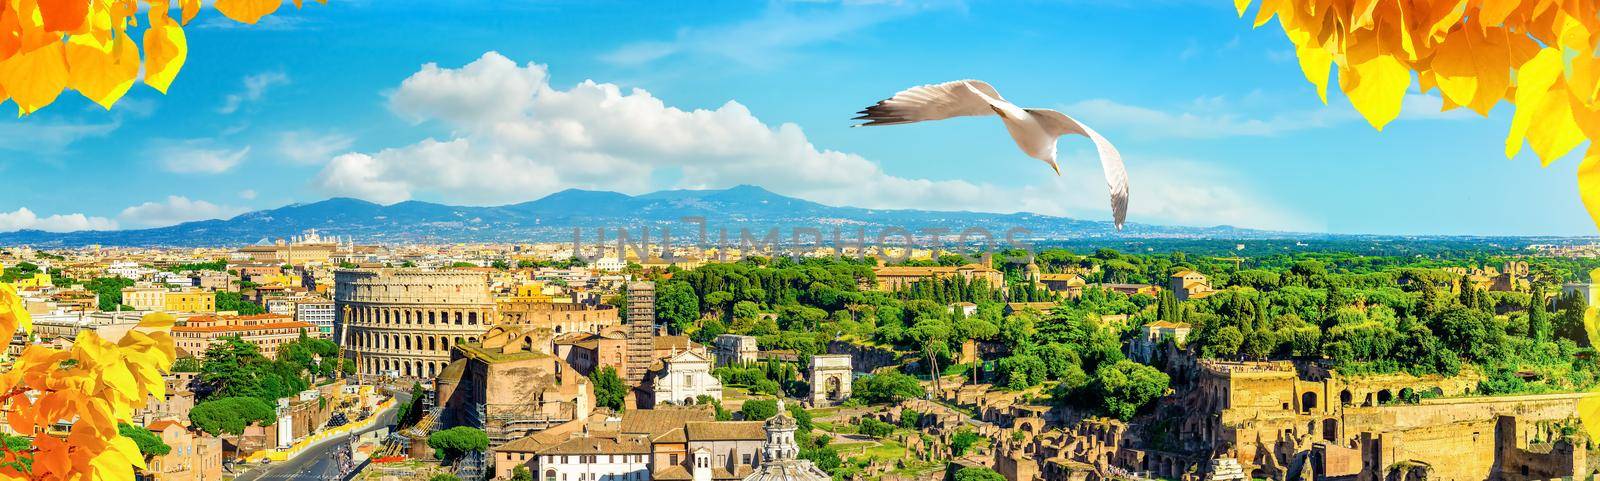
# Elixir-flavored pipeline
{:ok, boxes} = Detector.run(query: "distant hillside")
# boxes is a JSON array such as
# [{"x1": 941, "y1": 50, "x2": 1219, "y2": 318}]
[{"x1": 0, "y1": 185, "x2": 1306, "y2": 247}]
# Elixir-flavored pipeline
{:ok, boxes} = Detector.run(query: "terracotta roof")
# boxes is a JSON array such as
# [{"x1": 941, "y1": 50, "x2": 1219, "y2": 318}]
[
  {"x1": 1171, "y1": 269, "x2": 1201, "y2": 277},
  {"x1": 1145, "y1": 321, "x2": 1191, "y2": 329},
  {"x1": 499, "y1": 419, "x2": 584, "y2": 452},
  {"x1": 713, "y1": 466, "x2": 755, "y2": 480},
  {"x1": 620, "y1": 406, "x2": 715, "y2": 437},
  {"x1": 685, "y1": 421, "x2": 764, "y2": 441},
  {"x1": 147, "y1": 420, "x2": 184, "y2": 432},
  {"x1": 654, "y1": 466, "x2": 693, "y2": 481},
  {"x1": 654, "y1": 336, "x2": 692, "y2": 352},
  {"x1": 651, "y1": 427, "x2": 686, "y2": 444},
  {"x1": 537, "y1": 434, "x2": 651, "y2": 455},
  {"x1": 1038, "y1": 273, "x2": 1084, "y2": 283}
]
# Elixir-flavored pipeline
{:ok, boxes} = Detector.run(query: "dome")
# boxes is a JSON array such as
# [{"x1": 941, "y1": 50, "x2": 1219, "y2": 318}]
[{"x1": 741, "y1": 460, "x2": 832, "y2": 481}]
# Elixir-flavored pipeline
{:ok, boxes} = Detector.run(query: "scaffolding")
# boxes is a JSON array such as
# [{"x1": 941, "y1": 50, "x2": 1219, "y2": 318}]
[{"x1": 624, "y1": 281, "x2": 656, "y2": 385}]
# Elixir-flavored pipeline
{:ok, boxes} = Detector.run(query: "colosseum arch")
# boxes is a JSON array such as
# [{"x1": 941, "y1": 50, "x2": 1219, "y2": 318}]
[
  {"x1": 1377, "y1": 389, "x2": 1394, "y2": 405},
  {"x1": 428, "y1": 337, "x2": 437, "y2": 351},
  {"x1": 1340, "y1": 389, "x2": 1353, "y2": 406},
  {"x1": 1300, "y1": 391, "x2": 1318, "y2": 414}
]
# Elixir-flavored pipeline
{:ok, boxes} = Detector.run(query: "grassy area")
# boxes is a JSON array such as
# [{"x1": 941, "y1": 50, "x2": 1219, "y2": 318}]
[{"x1": 837, "y1": 438, "x2": 906, "y2": 462}]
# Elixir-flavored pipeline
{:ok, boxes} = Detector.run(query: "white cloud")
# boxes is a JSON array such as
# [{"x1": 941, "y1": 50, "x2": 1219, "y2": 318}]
[
  {"x1": 219, "y1": 71, "x2": 290, "y2": 114},
  {"x1": 0, "y1": 208, "x2": 117, "y2": 232},
  {"x1": 0, "y1": 118, "x2": 120, "y2": 154},
  {"x1": 154, "y1": 140, "x2": 250, "y2": 174},
  {"x1": 1065, "y1": 92, "x2": 1472, "y2": 140},
  {"x1": 600, "y1": 1, "x2": 946, "y2": 68},
  {"x1": 117, "y1": 196, "x2": 247, "y2": 228},
  {"x1": 238, "y1": 189, "x2": 258, "y2": 200},
  {"x1": 1011, "y1": 157, "x2": 1321, "y2": 231},
  {"x1": 316, "y1": 52, "x2": 1309, "y2": 230},
  {"x1": 277, "y1": 131, "x2": 355, "y2": 164}
]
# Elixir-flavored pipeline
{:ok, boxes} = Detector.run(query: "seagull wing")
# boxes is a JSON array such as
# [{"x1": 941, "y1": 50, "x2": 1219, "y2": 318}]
[
  {"x1": 853, "y1": 80, "x2": 1007, "y2": 126},
  {"x1": 1027, "y1": 108, "x2": 1129, "y2": 230}
]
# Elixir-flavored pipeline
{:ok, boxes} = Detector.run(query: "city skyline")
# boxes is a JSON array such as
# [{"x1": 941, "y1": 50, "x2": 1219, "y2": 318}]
[{"x1": 0, "y1": 0, "x2": 1593, "y2": 237}]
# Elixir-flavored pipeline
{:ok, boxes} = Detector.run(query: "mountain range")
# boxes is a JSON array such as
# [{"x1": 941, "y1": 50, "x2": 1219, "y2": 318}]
[{"x1": 0, "y1": 185, "x2": 1303, "y2": 247}]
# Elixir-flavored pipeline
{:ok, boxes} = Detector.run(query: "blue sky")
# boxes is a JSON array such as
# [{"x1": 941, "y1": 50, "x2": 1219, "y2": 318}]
[{"x1": 0, "y1": 0, "x2": 1592, "y2": 236}]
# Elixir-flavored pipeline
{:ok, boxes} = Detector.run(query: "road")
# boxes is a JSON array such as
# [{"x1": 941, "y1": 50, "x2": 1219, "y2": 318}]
[{"x1": 233, "y1": 392, "x2": 408, "y2": 481}]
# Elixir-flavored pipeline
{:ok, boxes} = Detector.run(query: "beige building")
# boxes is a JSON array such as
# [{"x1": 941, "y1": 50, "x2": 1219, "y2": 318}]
[
  {"x1": 143, "y1": 420, "x2": 223, "y2": 481},
  {"x1": 172, "y1": 314, "x2": 314, "y2": 359},
  {"x1": 872, "y1": 264, "x2": 1004, "y2": 292},
  {"x1": 335, "y1": 268, "x2": 496, "y2": 380},
  {"x1": 1169, "y1": 269, "x2": 1213, "y2": 301},
  {"x1": 436, "y1": 324, "x2": 594, "y2": 445},
  {"x1": 121, "y1": 286, "x2": 166, "y2": 311},
  {"x1": 164, "y1": 289, "x2": 216, "y2": 313}
]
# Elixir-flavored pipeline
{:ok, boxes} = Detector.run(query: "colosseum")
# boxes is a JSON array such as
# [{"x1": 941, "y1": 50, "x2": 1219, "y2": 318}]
[{"x1": 334, "y1": 268, "x2": 496, "y2": 380}]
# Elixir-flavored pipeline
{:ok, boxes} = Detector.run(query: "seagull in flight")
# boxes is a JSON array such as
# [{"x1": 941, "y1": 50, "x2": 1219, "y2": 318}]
[{"x1": 853, "y1": 79, "x2": 1129, "y2": 229}]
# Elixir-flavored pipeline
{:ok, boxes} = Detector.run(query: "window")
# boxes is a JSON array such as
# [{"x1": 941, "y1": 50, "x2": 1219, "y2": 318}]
[
  {"x1": 742, "y1": 454, "x2": 751, "y2": 465},
  {"x1": 670, "y1": 454, "x2": 679, "y2": 465}
]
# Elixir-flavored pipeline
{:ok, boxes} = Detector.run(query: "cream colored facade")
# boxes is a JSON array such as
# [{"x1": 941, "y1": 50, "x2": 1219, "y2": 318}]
[
  {"x1": 335, "y1": 269, "x2": 496, "y2": 379},
  {"x1": 121, "y1": 286, "x2": 165, "y2": 311},
  {"x1": 164, "y1": 289, "x2": 216, "y2": 313},
  {"x1": 144, "y1": 420, "x2": 223, "y2": 481},
  {"x1": 172, "y1": 314, "x2": 314, "y2": 359}
]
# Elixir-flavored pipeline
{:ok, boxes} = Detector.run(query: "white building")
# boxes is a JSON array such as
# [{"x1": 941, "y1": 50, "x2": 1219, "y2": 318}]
[
  {"x1": 593, "y1": 257, "x2": 626, "y2": 272},
  {"x1": 154, "y1": 271, "x2": 196, "y2": 287},
  {"x1": 649, "y1": 349, "x2": 723, "y2": 407},
  {"x1": 106, "y1": 261, "x2": 155, "y2": 280},
  {"x1": 295, "y1": 300, "x2": 336, "y2": 339},
  {"x1": 535, "y1": 434, "x2": 652, "y2": 481}
]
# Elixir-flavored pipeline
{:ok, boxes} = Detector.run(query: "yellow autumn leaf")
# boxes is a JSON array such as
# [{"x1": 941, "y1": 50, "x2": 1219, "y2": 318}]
[
  {"x1": 137, "y1": 311, "x2": 175, "y2": 329},
  {"x1": 142, "y1": 22, "x2": 186, "y2": 93},
  {"x1": 1340, "y1": 52, "x2": 1411, "y2": 130},
  {"x1": 1477, "y1": 0, "x2": 1520, "y2": 28},
  {"x1": 214, "y1": 0, "x2": 284, "y2": 24},
  {"x1": 1507, "y1": 48, "x2": 1565, "y2": 159},
  {"x1": 0, "y1": 41, "x2": 70, "y2": 115},
  {"x1": 1431, "y1": 26, "x2": 1509, "y2": 114},
  {"x1": 1580, "y1": 147, "x2": 1600, "y2": 230},
  {"x1": 181, "y1": 0, "x2": 200, "y2": 24},
  {"x1": 66, "y1": 30, "x2": 140, "y2": 109},
  {"x1": 1295, "y1": 38, "x2": 1333, "y2": 104},
  {"x1": 1524, "y1": 89, "x2": 1585, "y2": 164}
]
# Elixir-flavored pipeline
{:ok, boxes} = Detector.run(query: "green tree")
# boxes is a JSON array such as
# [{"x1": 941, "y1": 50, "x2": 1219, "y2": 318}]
[
  {"x1": 1095, "y1": 361, "x2": 1170, "y2": 421},
  {"x1": 739, "y1": 399, "x2": 778, "y2": 420},
  {"x1": 954, "y1": 467, "x2": 1006, "y2": 481},
  {"x1": 396, "y1": 382, "x2": 427, "y2": 427},
  {"x1": 949, "y1": 428, "x2": 981, "y2": 456},
  {"x1": 430, "y1": 475, "x2": 462, "y2": 481},
  {"x1": 118, "y1": 423, "x2": 171, "y2": 458},
  {"x1": 787, "y1": 402, "x2": 813, "y2": 432},
  {"x1": 898, "y1": 409, "x2": 921, "y2": 429},
  {"x1": 511, "y1": 467, "x2": 534, "y2": 481},
  {"x1": 189, "y1": 397, "x2": 277, "y2": 436},
  {"x1": 84, "y1": 277, "x2": 135, "y2": 311},
  {"x1": 855, "y1": 370, "x2": 924, "y2": 404},
  {"x1": 858, "y1": 418, "x2": 895, "y2": 437},
  {"x1": 215, "y1": 291, "x2": 265, "y2": 315},
  {"x1": 428, "y1": 426, "x2": 489, "y2": 461},
  {"x1": 590, "y1": 366, "x2": 627, "y2": 411},
  {"x1": 657, "y1": 281, "x2": 701, "y2": 334}
]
